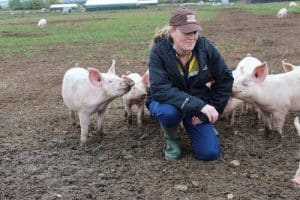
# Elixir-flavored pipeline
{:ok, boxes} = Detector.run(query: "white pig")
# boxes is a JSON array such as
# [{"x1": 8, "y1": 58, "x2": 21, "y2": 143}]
[
  {"x1": 62, "y1": 60, "x2": 133, "y2": 146},
  {"x1": 289, "y1": 1, "x2": 298, "y2": 7},
  {"x1": 122, "y1": 70, "x2": 149, "y2": 128},
  {"x1": 277, "y1": 8, "x2": 287, "y2": 19},
  {"x1": 37, "y1": 18, "x2": 47, "y2": 28},
  {"x1": 232, "y1": 61, "x2": 300, "y2": 137},
  {"x1": 222, "y1": 55, "x2": 262, "y2": 126},
  {"x1": 292, "y1": 116, "x2": 300, "y2": 188}
]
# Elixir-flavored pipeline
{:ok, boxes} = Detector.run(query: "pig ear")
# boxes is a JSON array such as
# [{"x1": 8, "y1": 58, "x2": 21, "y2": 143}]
[
  {"x1": 122, "y1": 76, "x2": 134, "y2": 85},
  {"x1": 121, "y1": 74, "x2": 127, "y2": 79},
  {"x1": 253, "y1": 62, "x2": 268, "y2": 82},
  {"x1": 282, "y1": 60, "x2": 294, "y2": 72},
  {"x1": 142, "y1": 69, "x2": 149, "y2": 87},
  {"x1": 107, "y1": 59, "x2": 116, "y2": 74},
  {"x1": 88, "y1": 68, "x2": 102, "y2": 86}
]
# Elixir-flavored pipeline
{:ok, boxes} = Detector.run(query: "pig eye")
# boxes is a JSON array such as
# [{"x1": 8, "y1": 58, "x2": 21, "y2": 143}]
[{"x1": 242, "y1": 82, "x2": 248, "y2": 87}]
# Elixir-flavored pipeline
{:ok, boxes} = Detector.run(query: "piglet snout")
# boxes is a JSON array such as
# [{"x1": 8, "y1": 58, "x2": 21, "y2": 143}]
[{"x1": 139, "y1": 93, "x2": 147, "y2": 100}]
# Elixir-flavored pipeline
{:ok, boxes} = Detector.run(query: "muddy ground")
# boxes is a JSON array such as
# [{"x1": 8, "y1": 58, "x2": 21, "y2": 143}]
[{"x1": 1, "y1": 10, "x2": 300, "y2": 200}]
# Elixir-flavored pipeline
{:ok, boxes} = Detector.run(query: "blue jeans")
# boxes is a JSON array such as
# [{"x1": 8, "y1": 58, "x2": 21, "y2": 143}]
[{"x1": 147, "y1": 100, "x2": 221, "y2": 161}]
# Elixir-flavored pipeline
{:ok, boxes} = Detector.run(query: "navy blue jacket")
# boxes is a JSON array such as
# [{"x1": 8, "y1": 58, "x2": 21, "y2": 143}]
[{"x1": 147, "y1": 36, "x2": 233, "y2": 118}]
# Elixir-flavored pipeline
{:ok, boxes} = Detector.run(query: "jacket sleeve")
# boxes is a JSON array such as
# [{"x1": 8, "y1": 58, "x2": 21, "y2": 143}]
[
  {"x1": 206, "y1": 41, "x2": 234, "y2": 114},
  {"x1": 148, "y1": 45, "x2": 206, "y2": 113}
]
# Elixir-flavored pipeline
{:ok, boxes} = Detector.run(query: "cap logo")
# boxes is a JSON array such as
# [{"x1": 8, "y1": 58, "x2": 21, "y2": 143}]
[{"x1": 186, "y1": 15, "x2": 197, "y2": 23}]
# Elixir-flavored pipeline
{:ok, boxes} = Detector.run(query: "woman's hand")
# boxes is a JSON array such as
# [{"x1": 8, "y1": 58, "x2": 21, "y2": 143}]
[{"x1": 200, "y1": 104, "x2": 219, "y2": 123}]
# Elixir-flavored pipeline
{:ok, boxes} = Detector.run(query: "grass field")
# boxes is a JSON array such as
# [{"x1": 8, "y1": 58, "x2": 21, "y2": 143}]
[{"x1": 0, "y1": 2, "x2": 299, "y2": 58}]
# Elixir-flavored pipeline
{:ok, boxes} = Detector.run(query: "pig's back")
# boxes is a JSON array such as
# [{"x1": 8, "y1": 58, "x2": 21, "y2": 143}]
[
  {"x1": 62, "y1": 67, "x2": 90, "y2": 110},
  {"x1": 63, "y1": 67, "x2": 88, "y2": 82},
  {"x1": 267, "y1": 71, "x2": 300, "y2": 111}
]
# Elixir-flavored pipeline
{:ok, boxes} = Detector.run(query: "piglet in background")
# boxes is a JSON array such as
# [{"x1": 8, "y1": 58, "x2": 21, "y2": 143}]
[
  {"x1": 37, "y1": 18, "x2": 47, "y2": 28},
  {"x1": 122, "y1": 70, "x2": 149, "y2": 128},
  {"x1": 289, "y1": 1, "x2": 298, "y2": 7},
  {"x1": 277, "y1": 8, "x2": 287, "y2": 19},
  {"x1": 62, "y1": 60, "x2": 134, "y2": 147},
  {"x1": 292, "y1": 117, "x2": 300, "y2": 188}
]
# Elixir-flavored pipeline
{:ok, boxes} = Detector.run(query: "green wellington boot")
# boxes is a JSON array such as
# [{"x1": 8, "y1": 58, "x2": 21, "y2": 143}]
[{"x1": 161, "y1": 126, "x2": 182, "y2": 160}]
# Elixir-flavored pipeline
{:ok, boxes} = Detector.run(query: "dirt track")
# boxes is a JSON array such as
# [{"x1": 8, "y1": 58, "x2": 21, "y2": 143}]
[{"x1": 1, "y1": 10, "x2": 300, "y2": 199}]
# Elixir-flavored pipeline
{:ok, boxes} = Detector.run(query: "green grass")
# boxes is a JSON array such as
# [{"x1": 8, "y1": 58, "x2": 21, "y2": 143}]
[
  {"x1": 0, "y1": 2, "x2": 299, "y2": 58},
  {"x1": 229, "y1": 2, "x2": 300, "y2": 14}
]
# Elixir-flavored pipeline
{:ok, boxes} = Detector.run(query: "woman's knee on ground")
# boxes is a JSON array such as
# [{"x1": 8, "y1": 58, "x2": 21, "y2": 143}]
[{"x1": 194, "y1": 147, "x2": 220, "y2": 161}]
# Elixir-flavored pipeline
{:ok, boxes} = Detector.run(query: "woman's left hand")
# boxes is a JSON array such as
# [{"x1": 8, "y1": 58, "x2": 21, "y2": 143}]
[{"x1": 191, "y1": 116, "x2": 202, "y2": 125}]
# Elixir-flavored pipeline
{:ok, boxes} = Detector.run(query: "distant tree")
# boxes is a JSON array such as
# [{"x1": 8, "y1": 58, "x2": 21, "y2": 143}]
[
  {"x1": 9, "y1": 0, "x2": 22, "y2": 10},
  {"x1": 46, "y1": 0, "x2": 60, "y2": 7},
  {"x1": 23, "y1": 0, "x2": 42, "y2": 9},
  {"x1": 9, "y1": 0, "x2": 60, "y2": 10}
]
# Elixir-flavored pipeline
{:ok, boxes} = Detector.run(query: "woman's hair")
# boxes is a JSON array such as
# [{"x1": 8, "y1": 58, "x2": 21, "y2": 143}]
[
  {"x1": 149, "y1": 25, "x2": 201, "y2": 48},
  {"x1": 149, "y1": 25, "x2": 173, "y2": 48}
]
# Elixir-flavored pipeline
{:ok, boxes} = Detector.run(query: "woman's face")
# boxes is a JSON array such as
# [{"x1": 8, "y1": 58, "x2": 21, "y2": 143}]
[{"x1": 170, "y1": 27, "x2": 198, "y2": 52}]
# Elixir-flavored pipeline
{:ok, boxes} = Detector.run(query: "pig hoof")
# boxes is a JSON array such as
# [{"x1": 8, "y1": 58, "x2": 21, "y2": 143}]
[
  {"x1": 128, "y1": 116, "x2": 133, "y2": 125},
  {"x1": 80, "y1": 141, "x2": 87, "y2": 148},
  {"x1": 96, "y1": 130, "x2": 104, "y2": 138},
  {"x1": 264, "y1": 130, "x2": 282, "y2": 142},
  {"x1": 71, "y1": 122, "x2": 76, "y2": 126},
  {"x1": 137, "y1": 122, "x2": 142, "y2": 128},
  {"x1": 264, "y1": 127, "x2": 272, "y2": 139}
]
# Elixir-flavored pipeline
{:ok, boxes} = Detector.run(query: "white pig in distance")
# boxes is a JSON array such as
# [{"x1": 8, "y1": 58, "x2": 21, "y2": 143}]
[
  {"x1": 37, "y1": 18, "x2": 47, "y2": 28},
  {"x1": 277, "y1": 8, "x2": 287, "y2": 19}
]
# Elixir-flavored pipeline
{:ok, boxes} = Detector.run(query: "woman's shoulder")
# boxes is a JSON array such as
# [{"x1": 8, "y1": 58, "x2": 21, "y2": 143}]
[
  {"x1": 197, "y1": 36, "x2": 218, "y2": 52},
  {"x1": 197, "y1": 36, "x2": 212, "y2": 46}
]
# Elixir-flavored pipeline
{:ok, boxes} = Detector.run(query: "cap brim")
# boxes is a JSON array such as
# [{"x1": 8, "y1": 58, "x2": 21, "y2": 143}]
[{"x1": 178, "y1": 24, "x2": 203, "y2": 33}]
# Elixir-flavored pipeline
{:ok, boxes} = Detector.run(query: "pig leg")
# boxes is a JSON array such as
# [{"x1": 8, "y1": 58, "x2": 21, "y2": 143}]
[
  {"x1": 271, "y1": 111, "x2": 287, "y2": 137},
  {"x1": 259, "y1": 111, "x2": 273, "y2": 138},
  {"x1": 230, "y1": 109, "x2": 236, "y2": 127},
  {"x1": 123, "y1": 98, "x2": 133, "y2": 125},
  {"x1": 136, "y1": 103, "x2": 144, "y2": 128},
  {"x1": 292, "y1": 163, "x2": 300, "y2": 188},
  {"x1": 124, "y1": 103, "x2": 133, "y2": 126},
  {"x1": 70, "y1": 110, "x2": 77, "y2": 126},
  {"x1": 255, "y1": 108, "x2": 261, "y2": 121},
  {"x1": 96, "y1": 108, "x2": 108, "y2": 137},
  {"x1": 78, "y1": 112, "x2": 90, "y2": 147}
]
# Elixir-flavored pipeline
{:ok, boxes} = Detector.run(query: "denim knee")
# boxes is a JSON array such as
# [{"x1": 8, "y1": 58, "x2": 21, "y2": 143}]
[
  {"x1": 160, "y1": 108, "x2": 182, "y2": 127},
  {"x1": 194, "y1": 148, "x2": 220, "y2": 161}
]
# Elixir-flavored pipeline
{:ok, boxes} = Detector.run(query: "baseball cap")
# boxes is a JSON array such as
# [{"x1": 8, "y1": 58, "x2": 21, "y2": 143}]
[{"x1": 169, "y1": 8, "x2": 203, "y2": 33}]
